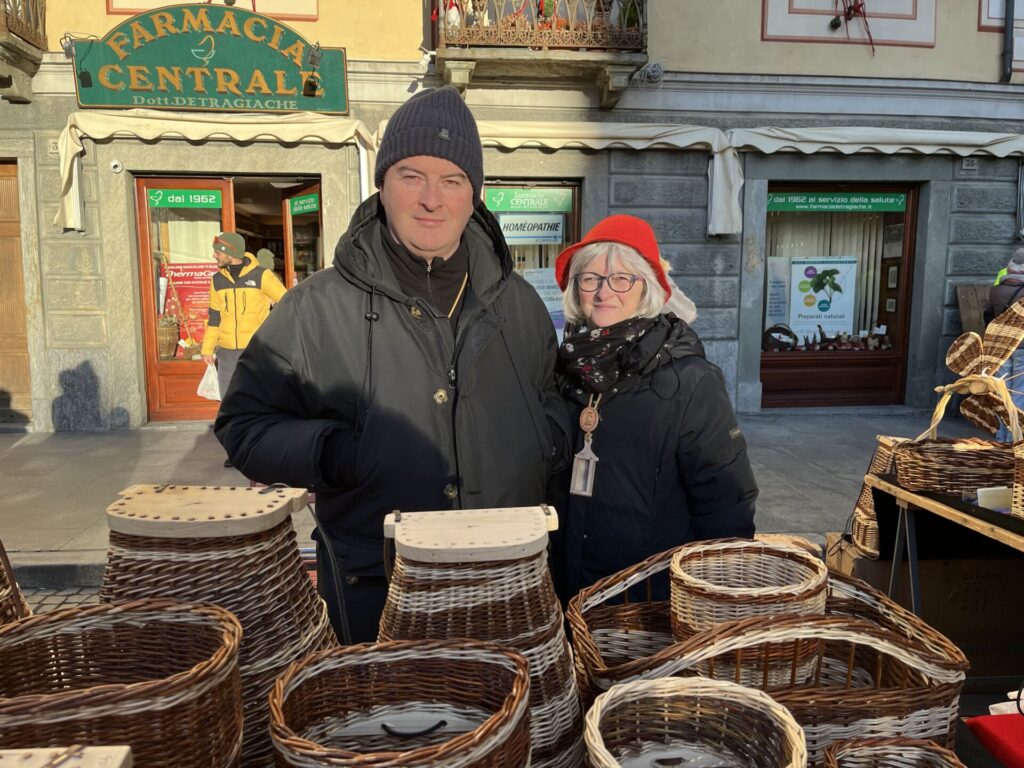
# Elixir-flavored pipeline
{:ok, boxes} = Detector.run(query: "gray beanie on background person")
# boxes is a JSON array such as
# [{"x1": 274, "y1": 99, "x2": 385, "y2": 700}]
[
  {"x1": 1007, "y1": 247, "x2": 1024, "y2": 275},
  {"x1": 374, "y1": 86, "x2": 484, "y2": 201}
]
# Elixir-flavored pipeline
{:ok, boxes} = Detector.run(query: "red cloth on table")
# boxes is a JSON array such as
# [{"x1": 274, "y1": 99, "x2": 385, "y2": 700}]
[{"x1": 966, "y1": 714, "x2": 1024, "y2": 767}]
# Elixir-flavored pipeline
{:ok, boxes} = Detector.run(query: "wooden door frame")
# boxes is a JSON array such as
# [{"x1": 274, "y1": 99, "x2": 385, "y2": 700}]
[
  {"x1": 135, "y1": 177, "x2": 235, "y2": 421},
  {"x1": 759, "y1": 182, "x2": 919, "y2": 408}
]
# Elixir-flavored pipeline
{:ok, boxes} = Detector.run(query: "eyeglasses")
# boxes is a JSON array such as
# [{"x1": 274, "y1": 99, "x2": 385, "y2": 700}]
[{"x1": 574, "y1": 272, "x2": 645, "y2": 293}]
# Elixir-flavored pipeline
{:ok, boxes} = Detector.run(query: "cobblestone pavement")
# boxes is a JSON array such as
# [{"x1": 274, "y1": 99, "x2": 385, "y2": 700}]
[{"x1": 23, "y1": 586, "x2": 101, "y2": 613}]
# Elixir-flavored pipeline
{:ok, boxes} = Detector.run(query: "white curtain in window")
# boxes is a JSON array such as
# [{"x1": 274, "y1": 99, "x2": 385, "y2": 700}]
[{"x1": 766, "y1": 212, "x2": 884, "y2": 334}]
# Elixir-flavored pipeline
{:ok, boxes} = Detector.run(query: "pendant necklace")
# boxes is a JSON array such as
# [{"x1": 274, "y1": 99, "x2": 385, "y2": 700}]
[{"x1": 570, "y1": 392, "x2": 603, "y2": 497}]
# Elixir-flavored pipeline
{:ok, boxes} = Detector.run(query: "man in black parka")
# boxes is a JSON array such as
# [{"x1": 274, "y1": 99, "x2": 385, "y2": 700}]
[{"x1": 215, "y1": 87, "x2": 569, "y2": 643}]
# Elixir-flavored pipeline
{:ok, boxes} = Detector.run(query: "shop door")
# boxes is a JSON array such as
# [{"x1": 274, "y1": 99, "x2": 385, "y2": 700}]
[
  {"x1": 136, "y1": 178, "x2": 233, "y2": 421},
  {"x1": 281, "y1": 183, "x2": 322, "y2": 289},
  {"x1": 0, "y1": 163, "x2": 31, "y2": 426},
  {"x1": 760, "y1": 186, "x2": 917, "y2": 407}
]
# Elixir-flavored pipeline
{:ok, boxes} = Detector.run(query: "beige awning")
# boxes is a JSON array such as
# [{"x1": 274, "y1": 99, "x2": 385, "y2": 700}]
[
  {"x1": 55, "y1": 109, "x2": 374, "y2": 230},
  {"x1": 728, "y1": 126, "x2": 1024, "y2": 157}
]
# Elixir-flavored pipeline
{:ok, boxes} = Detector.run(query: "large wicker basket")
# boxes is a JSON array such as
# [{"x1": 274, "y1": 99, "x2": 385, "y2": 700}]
[
  {"x1": 669, "y1": 538, "x2": 828, "y2": 638},
  {"x1": 269, "y1": 639, "x2": 531, "y2": 768},
  {"x1": 0, "y1": 537, "x2": 29, "y2": 625},
  {"x1": 893, "y1": 437, "x2": 1014, "y2": 494},
  {"x1": 101, "y1": 485, "x2": 336, "y2": 767},
  {"x1": 610, "y1": 614, "x2": 966, "y2": 766},
  {"x1": 0, "y1": 599, "x2": 243, "y2": 767},
  {"x1": 584, "y1": 676, "x2": 807, "y2": 768},
  {"x1": 568, "y1": 544, "x2": 968, "y2": 707},
  {"x1": 823, "y1": 737, "x2": 966, "y2": 767}
]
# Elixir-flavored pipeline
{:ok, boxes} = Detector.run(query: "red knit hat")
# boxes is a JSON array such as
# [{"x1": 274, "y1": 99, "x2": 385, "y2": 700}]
[{"x1": 554, "y1": 214, "x2": 672, "y2": 298}]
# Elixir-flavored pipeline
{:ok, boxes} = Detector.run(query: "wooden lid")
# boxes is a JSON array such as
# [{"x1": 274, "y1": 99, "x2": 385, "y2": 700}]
[
  {"x1": 106, "y1": 484, "x2": 307, "y2": 538},
  {"x1": 383, "y1": 505, "x2": 558, "y2": 562},
  {"x1": 0, "y1": 747, "x2": 132, "y2": 767}
]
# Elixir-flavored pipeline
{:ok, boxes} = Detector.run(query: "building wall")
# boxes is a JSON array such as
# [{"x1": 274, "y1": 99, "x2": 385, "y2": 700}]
[
  {"x1": 651, "y1": 1, "x2": 1013, "y2": 84},
  {"x1": 45, "y1": 0, "x2": 422, "y2": 61}
]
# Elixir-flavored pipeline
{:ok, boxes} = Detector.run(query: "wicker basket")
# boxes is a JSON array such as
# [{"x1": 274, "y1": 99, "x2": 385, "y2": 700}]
[
  {"x1": 584, "y1": 676, "x2": 807, "y2": 768},
  {"x1": 0, "y1": 537, "x2": 29, "y2": 625},
  {"x1": 156, "y1": 321, "x2": 180, "y2": 360},
  {"x1": 669, "y1": 538, "x2": 828, "y2": 638},
  {"x1": 269, "y1": 639, "x2": 531, "y2": 768},
  {"x1": 379, "y1": 507, "x2": 584, "y2": 768},
  {"x1": 101, "y1": 485, "x2": 336, "y2": 767},
  {"x1": 0, "y1": 599, "x2": 243, "y2": 767},
  {"x1": 615, "y1": 614, "x2": 966, "y2": 766},
  {"x1": 1010, "y1": 442, "x2": 1024, "y2": 520},
  {"x1": 851, "y1": 436, "x2": 905, "y2": 558},
  {"x1": 823, "y1": 737, "x2": 966, "y2": 767},
  {"x1": 893, "y1": 437, "x2": 1014, "y2": 495},
  {"x1": 568, "y1": 545, "x2": 968, "y2": 708}
]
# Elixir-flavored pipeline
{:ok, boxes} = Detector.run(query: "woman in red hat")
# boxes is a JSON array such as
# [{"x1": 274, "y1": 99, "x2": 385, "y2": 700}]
[{"x1": 549, "y1": 214, "x2": 758, "y2": 602}]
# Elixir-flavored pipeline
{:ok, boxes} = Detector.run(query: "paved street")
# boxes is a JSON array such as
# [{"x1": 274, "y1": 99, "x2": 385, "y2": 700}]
[{"x1": 0, "y1": 407, "x2": 983, "y2": 586}]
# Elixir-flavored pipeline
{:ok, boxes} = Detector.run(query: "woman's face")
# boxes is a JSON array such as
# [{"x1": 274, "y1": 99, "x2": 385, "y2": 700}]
[{"x1": 577, "y1": 252, "x2": 645, "y2": 328}]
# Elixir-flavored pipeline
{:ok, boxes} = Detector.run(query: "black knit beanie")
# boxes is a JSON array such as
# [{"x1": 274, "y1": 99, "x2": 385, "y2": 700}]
[{"x1": 375, "y1": 86, "x2": 483, "y2": 200}]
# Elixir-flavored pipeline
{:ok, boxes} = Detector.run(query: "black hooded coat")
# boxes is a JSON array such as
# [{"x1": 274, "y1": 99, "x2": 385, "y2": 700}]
[
  {"x1": 215, "y1": 195, "x2": 568, "y2": 580},
  {"x1": 548, "y1": 314, "x2": 758, "y2": 602}
]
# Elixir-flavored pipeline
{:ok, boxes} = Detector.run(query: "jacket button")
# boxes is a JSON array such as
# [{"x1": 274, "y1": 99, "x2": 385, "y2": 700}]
[
  {"x1": 443, "y1": 483, "x2": 458, "y2": 499},
  {"x1": 409, "y1": 306, "x2": 423, "y2": 320},
  {"x1": 433, "y1": 388, "x2": 448, "y2": 404}
]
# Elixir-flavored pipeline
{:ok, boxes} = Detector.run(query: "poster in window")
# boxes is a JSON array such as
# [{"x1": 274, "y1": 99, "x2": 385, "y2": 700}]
[
  {"x1": 883, "y1": 224, "x2": 904, "y2": 260},
  {"x1": 765, "y1": 257, "x2": 790, "y2": 329},
  {"x1": 887, "y1": 265, "x2": 899, "y2": 290},
  {"x1": 788, "y1": 257, "x2": 858, "y2": 337}
]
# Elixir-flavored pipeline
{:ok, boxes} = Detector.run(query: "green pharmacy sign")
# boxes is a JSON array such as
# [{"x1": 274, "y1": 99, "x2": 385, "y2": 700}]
[
  {"x1": 147, "y1": 188, "x2": 222, "y2": 208},
  {"x1": 485, "y1": 187, "x2": 573, "y2": 213},
  {"x1": 767, "y1": 192, "x2": 907, "y2": 212},
  {"x1": 289, "y1": 192, "x2": 319, "y2": 215},
  {"x1": 72, "y1": 4, "x2": 348, "y2": 114}
]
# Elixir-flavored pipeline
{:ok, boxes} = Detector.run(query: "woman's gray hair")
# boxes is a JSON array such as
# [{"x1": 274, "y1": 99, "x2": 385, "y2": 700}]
[{"x1": 562, "y1": 241, "x2": 667, "y2": 323}]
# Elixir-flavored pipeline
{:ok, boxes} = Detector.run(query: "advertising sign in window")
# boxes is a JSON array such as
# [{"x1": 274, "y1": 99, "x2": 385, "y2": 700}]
[{"x1": 788, "y1": 257, "x2": 858, "y2": 337}]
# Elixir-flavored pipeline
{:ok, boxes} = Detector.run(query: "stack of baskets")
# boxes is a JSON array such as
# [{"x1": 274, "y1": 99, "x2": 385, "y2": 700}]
[
  {"x1": 269, "y1": 639, "x2": 531, "y2": 767},
  {"x1": 0, "y1": 599, "x2": 243, "y2": 766},
  {"x1": 100, "y1": 484, "x2": 337, "y2": 765},
  {"x1": 379, "y1": 506, "x2": 584, "y2": 768},
  {"x1": 568, "y1": 539, "x2": 968, "y2": 766},
  {"x1": 851, "y1": 435, "x2": 904, "y2": 557}
]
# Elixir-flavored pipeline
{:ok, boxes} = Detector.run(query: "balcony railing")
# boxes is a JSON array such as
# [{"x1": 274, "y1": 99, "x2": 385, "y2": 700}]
[
  {"x1": 438, "y1": 0, "x2": 645, "y2": 52},
  {"x1": 1, "y1": 0, "x2": 46, "y2": 51}
]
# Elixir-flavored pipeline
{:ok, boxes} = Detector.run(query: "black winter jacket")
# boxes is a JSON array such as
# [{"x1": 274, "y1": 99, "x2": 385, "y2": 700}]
[
  {"x1": 215, "y1": 195, "x2": 569, "y2": 576},
  {"x1": 549, "y1": 315, "x2": 757, "y2": 602}
]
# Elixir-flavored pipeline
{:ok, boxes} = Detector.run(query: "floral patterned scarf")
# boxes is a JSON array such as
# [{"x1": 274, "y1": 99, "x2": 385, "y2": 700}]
[{"x1": 556, "y1": 316, "x2": 661, "y2": 394}]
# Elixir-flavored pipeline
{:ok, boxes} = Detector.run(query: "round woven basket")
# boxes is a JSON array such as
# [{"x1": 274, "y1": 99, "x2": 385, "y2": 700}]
[
  {"x1": 0, "y1": 599, "x2": 243, "y2": 766},
  {"x1": 669, "y1": 538, "x2": 828, "y2": 640},
  {"x1": 892, "y1": 438, "x2": 1013, "y2": 494},
  {"x1": 584, "y1": 676, "x2": 807, "y2": 768},
  {"x1": 269, "y1": 639, "x2": 531, "y2": 768},
  {"x1": 824, "y1": 737, "x2": 966, "y2": 767}
]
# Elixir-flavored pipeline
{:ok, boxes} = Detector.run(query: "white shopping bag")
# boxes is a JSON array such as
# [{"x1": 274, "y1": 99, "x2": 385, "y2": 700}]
[{"x1": 197, "y1": 363, "x2": 221, "y2": 401}]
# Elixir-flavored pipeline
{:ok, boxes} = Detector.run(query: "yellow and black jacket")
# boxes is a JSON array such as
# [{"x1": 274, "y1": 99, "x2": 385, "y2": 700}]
[{"x1": 202, "y1": 253, "x2": 287, "y2": 355}]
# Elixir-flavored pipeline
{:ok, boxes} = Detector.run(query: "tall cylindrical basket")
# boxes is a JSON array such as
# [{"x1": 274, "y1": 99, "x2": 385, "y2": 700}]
[
  {"x1": 0, "y1": 536, "x2": 29, "y2": 625},
  {"x1": 584, "y1": 676, "x2": 807, "y2": 768},
  {"x1": 0, "y1": 599, "x2": 243, "y2": 767},
  {"x1": 269, "y1": 639, "x2": 531, "y2": 768},
  {"x1": 101, "y1": 485, "x2": 336, "y2": 766},
  {"x1": 379, "y1": 506, "x2": 584, "y2": 768}
]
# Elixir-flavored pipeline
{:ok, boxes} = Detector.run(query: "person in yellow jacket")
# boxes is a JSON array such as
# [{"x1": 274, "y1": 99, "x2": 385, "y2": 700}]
[{"x1": 201, "y1": 230, "x2": 287, "y2": 408}]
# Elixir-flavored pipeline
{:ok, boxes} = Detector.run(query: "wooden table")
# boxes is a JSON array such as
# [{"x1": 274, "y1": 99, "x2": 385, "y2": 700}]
[{"x1": 863, "y1": 474, "x2": 1024, "y2": 615}]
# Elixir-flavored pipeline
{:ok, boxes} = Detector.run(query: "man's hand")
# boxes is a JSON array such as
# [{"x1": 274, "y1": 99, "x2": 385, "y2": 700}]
[{"x1": 202, "y1": 354, "x2": 216, "y2": 366}]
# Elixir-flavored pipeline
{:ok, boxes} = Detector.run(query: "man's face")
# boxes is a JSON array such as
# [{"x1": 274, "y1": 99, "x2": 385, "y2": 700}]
[
  {"x1": 213, "y1": 247, "x2": 233, "y2": 268},
  {"x1": 380, "y1": 155, "x2": 476, "y2": 261}
]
